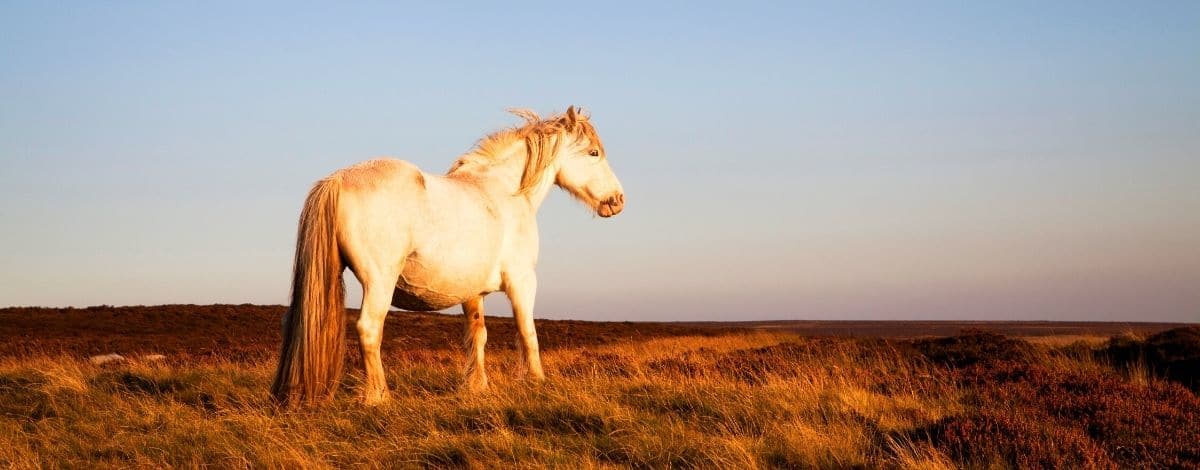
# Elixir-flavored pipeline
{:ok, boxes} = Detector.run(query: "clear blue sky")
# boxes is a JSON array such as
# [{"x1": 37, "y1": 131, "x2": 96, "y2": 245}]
[{"x1": 1, "y1": 2, "x2": 1197, "y2": 321}]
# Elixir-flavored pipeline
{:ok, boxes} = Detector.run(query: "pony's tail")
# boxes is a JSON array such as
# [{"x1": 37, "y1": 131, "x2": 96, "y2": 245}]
[{"x1": 271, "y1": 177, "x2": 346, "y2": 406}]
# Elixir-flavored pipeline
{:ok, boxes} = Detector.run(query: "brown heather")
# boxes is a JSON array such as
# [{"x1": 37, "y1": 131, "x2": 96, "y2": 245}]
[{"x1": 0, "y1": 306, "x2": 1197, "y2": 469}]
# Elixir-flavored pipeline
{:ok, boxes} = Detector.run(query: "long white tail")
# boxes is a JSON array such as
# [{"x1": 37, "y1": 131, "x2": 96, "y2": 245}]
[{"x1": 271, "y1": 178, "x2": 346, "y2": 406}]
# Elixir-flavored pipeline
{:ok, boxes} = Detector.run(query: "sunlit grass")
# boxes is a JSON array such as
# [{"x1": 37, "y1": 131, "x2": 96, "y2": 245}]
[{"x1": 1, "y1": 329, "x2": 1197, "y2": 468}]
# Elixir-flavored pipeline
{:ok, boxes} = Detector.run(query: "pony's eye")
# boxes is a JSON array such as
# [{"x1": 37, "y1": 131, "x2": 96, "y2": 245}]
[{"x1": 588, "y1": 149, "x2": 600, "y2": 157}]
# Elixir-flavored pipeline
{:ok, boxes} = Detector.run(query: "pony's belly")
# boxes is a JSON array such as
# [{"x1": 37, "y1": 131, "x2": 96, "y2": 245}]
[
  {"x1": 390, "y1": 285, "x2": 462, "y2": 312},
  {"x1": 390, "y1": 266, "x2": 496, "y2": 311}
]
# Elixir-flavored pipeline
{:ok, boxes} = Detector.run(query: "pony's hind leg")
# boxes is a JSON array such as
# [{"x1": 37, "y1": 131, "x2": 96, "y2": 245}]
[
  {"x1": 357, "y1": 278, "x2": 397, "y2": 404},
  {"x1": 461, "y1": 296, "x2": 489, "y2": 391}
]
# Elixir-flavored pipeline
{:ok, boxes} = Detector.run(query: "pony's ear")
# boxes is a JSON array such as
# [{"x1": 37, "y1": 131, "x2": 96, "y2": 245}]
[{"x1": 565, "y1": 106, "x2": 578, "y2": 129}]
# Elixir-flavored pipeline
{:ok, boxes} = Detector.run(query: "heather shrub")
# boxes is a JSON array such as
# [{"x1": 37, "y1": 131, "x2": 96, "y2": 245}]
[{"x1": 1101, "y1": 326, "x2": 1200, "y2": 391}]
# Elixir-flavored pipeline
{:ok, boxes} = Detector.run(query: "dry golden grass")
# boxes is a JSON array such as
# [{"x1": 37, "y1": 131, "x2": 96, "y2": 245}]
[
  {"x1": 1018, "y1": 334, "x2": 1109, "y2": 347},
  {"x1": 2, "y1": 329, "x2": 1197, "y2": 469},
  {"x1": 0, "y1": 333, "x2": 964, "y2": 469}
]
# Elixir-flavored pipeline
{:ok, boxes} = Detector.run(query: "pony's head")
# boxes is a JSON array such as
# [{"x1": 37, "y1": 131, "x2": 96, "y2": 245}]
[
  {"x1": 533, "y1": 106, "x2": 624, "y2": 217},
  {"x1": 458, "y1": 106, "x2": 625, "y2": 217}
]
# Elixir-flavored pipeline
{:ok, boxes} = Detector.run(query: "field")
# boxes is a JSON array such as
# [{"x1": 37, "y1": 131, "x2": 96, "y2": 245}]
[{"x1": 1, "y1": 305, "x2": 1197, "y2": 468}]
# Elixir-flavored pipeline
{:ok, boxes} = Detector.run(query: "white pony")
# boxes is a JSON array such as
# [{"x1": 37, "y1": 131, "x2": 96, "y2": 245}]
[{"x1": 271, "y1": 107, "x2": 624, "y2": 405}]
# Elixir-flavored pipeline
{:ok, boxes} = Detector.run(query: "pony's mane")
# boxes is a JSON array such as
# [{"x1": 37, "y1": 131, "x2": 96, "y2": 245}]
[{"x1": 450, "y1": 108, "x2": 603, "y2": 194}]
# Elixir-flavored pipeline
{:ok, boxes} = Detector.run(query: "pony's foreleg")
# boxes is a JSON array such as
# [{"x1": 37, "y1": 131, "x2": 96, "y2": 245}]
[
  {"x1": 461, "y1": 296, "x2": 489, "y2": 391},
  {"x1": 504, "y1": 273, "x2": 545, "y2": 380},
  {"x1": 357, "y1": 279, "x2": 396, "y2": 404}
]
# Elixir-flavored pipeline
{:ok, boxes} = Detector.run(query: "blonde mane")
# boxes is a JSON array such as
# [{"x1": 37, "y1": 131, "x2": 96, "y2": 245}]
[{"x1": 450, "y1": 108, "x2": 604, "y2": 194}]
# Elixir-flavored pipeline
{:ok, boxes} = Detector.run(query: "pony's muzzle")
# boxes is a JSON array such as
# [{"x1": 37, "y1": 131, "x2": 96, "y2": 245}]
[{"x1": 598, "y1": 193, "x2": 624, "y2": 218}]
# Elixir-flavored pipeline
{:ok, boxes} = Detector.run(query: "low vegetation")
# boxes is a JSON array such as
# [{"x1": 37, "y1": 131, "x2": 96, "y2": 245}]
[
  {"x1": 1098, "y1": 326, "x2": 1200, "y2": 392},
  {"x1": 1, "y1": 320, "x2": 1198, "y2": 468}
]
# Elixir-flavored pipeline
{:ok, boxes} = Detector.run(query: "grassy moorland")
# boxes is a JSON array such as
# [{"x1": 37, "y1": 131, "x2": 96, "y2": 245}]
[{"x1": 0, "y1": 306, "x2": 1197, "y2": 468}]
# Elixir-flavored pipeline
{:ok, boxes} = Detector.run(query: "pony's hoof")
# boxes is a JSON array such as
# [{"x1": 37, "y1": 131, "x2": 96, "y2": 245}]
[
  {"x1": 463, "y1": 375, "x2": 490, "y2": 393},
  {"x1": 362, "y1": 391, "x2": 390, "y2": 406}
]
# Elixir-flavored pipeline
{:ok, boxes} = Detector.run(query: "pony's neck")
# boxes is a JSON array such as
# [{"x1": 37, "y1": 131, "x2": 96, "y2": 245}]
[{"x1": 450, "y1": 139, "x2": 558, "y2": 210}]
